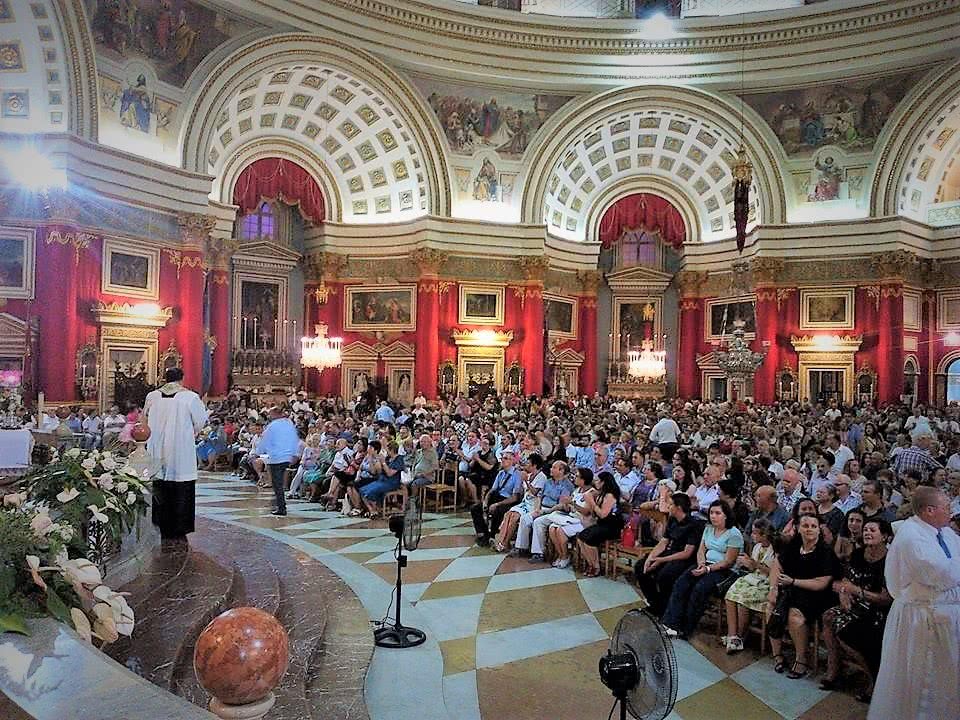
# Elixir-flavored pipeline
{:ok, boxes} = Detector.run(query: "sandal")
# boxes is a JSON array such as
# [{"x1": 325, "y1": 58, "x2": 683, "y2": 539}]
[
  {"x1": 819, "y1": 677, "x2": 840, "y2": 691},
  {"x1": 787, "y1": 662, "x2": 808, "y2": 680},
  {"x1": 584, "y1": 567, "x2": 601, "y2": 578},
  {"x1": 773, "y1": 655, "x2": 787, "y2": 674}
]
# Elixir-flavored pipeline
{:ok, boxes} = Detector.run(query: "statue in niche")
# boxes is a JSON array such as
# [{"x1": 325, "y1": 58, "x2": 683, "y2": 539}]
[{"x1": 473, "y1": 159, "x2": 499, "y2": 202}]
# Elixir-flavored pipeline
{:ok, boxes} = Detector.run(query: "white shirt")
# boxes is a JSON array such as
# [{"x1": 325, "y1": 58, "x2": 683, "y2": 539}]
[
  {"x1": 905, "y1": 415, "x2": 933, "y2": 440},
  {"x1": 829, "y1": 444, "x2": 855, "y2": 475},
  {"x1": 650, "y1": 418, "x2": 681, "y2": 445},
  {"x1": 144, "y1": 384, "x2": 208, "y2": 482},
  {"x1": 946, "y1": 453, "x2": 960, "y2": 472}
]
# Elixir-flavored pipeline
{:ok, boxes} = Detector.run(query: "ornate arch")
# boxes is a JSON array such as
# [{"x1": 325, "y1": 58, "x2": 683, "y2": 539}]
[
  {"x1": 871, "y1": 60, "x2": 960, "y2": 221},
  {"x1": 936, "y1": 349, "x2": 960, "y2": 376},
  {"x1": 586, "y1": 177, "x2": 700, "y2": 246},
  {"x1": 520, "y1": 85, "x2": 787, "y2": 243},
  {"x1": 181, "y1": 34, "x2": 450, "y2": 221}
]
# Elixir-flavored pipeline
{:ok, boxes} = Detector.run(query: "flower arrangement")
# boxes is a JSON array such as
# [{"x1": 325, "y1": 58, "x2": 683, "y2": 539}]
[{"x1": 0, "y1": 448, "x2": 150, "y2": 646}]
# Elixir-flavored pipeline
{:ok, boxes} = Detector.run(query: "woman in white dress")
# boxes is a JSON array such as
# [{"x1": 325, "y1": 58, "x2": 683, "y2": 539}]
[
  {"x1": 546, "y1": 467, "x2": 597, "y2": 569},
  {"x1": 493, "y1": 453, "x2": 546, "y2": 552}
]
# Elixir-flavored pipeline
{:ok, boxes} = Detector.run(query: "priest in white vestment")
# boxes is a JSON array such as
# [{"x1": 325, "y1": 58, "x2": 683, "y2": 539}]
[
  {"x1": 868, "y1": 487, "x2": 960, "y2": 720},
  {"x1": 143, "y1": 368, "x2": 208, "y2": 541}
]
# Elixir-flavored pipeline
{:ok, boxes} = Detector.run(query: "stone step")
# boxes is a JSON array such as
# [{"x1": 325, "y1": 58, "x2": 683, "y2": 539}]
[{"x1": 107, "y1": 550, "x2": 237, "y2": 690}]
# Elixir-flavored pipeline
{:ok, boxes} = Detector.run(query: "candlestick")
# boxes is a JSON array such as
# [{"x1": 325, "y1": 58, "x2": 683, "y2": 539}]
[
  {"x1": 252, "y1": 317, "x2": 258, "y2": 349},
  {"x1": 274, "y1": 320, "x2": 278, "y2": 350},
  {"x1": 242, "y1": 316, "x2": 248, "y2": 349}
]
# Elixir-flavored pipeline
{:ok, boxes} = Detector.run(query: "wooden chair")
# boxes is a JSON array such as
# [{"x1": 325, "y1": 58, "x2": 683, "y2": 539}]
[
  {"x1": 420, "y1": 469, "x2": 457, "y2": 513},
  {"x1": 382, "y1": 487, "x2": 407, "y2": 515}
]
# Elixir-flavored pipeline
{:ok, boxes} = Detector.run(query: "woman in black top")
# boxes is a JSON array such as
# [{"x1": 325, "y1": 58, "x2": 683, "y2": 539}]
[
  {"x1": 577, "y1": 472, "x2": 623, "y2": 577},
  {"x1": 767, "y1": 513, "x2": 836, "y2": 679},
  {"x1": 820, "y1": 518, "x2": 892, "y2": 701}
]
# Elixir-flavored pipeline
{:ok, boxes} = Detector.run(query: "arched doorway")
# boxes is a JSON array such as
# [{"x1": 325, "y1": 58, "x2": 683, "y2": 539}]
[
  {"x1": 903, "y1": 357, "x2": 920, "y2": 407},
  {"x1": 948, "y1": 358, "x2": 960, "y2": 404}
]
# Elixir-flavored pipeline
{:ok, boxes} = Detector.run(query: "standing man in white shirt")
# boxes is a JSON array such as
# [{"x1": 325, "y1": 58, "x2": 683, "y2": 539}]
[
  {"x1": 868, "y1": 487, "x2": 960, "y2": 720},
  {"x1": 650, "y1": 412, "x2": 682, "y2": 464},
  {"x1": 258, "y1": 407, "x2": 301, "y2": 516},
  {"x1": 825, "y1": 432, "x2": 854, "y2": 476}
]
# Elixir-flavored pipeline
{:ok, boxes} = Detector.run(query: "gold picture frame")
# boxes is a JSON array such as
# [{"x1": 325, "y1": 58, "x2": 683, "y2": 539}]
[
  {"x1": 800, "y1": 288, "x2": 855, "y2": 330},
  {"x1": 101, "y1": 240, "x2": 160, "y2": 300},
  {"x1": 344, "y1": 284, "x2": 417, "y2": 332},
  {"x1": 458, "y1": 283, "x2": 505, "y2": 326}
]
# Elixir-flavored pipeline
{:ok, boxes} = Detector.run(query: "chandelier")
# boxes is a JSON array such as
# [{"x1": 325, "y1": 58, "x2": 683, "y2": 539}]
[
  {"x1": 626, "y1": 340, "x2": 666, "y2": 383},
  {"x1": 300, "y1": 323, "x2": 342, "y2": 370},
  {"x1": 716, "y1": 320, "x2": 765, "y2": 380}
]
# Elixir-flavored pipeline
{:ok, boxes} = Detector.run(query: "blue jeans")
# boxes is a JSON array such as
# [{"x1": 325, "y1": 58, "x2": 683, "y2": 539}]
[{"x1": 661, "y1": 566, "x2": 731, "y2": 636}]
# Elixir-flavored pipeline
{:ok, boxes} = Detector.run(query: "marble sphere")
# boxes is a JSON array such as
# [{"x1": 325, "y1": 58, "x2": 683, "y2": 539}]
[
  {"x1": 130, "y1": 423, "x2": 151, "y2": 442},
  {"x1": 194, "y1": 607, "x2": 289, "y2": 705}
]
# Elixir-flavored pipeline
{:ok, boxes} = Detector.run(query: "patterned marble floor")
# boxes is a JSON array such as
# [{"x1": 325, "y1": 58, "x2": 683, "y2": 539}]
[{"x1": 194, "y1": 474, "x2": 869, "y2": 720}]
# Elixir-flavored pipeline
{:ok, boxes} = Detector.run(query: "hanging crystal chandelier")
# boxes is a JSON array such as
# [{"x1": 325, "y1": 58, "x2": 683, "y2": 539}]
[
  {"x1": 716, "y1": 320, "x2": 765, "y2": 380},
  {"x1": 300, "y1": 323, "x2": 342, "y2": 370},
  {"x1": 626, "y1": 340, "x2": 666, "y2": 383}
]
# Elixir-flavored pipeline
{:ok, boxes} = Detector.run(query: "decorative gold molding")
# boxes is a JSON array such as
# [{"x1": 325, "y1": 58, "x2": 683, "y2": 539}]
[
  {"x1": 451, "y1": 328, "x2": 514, "y2": 347},
  {"x1": 864, "y1": 284, "x2": 881, "y2": 311},
  {"x1": 305, "y1": 252, "x2": 348, "y2": 282},
  {"x1": 310, "y1": 281, "x2": 337, "y2": 305},
  {"x1": 680, "y1": 298, "x2": 699, "y2": 312},
  {"x1": 750, "y1": 257, "x2": 785, "y2": 286},
  {"x1": 164, "y1": 249, "x2": 206, "y2": 279},
  {"x1": 176, "y1": 213, "x2": 217, "y2": 246},
  {"x1": 869, "y1": 250, "x2": 919, "y2": 280},
  {"x1": 790, "y1": 335, "x2": 863, "y2": 353},
  {"x1": 212, "y1": 272, "x2": 229, "y2": 286},
  {"x1": 576, "y1": 269, "x2": 603, "y2": 295},
  {"x1": 204, "y1": 235, "x2": 239, "y2": 271},
  {"x1": 676, "y1": 270, "x2": 709, "y2": 298},
  {"x1": 92, "y1": 301, "x2": 173, "y2": 328},
  {"x1": 410, "y1": 247, "x2": 448, "y2": 277},
  {"x1": 439, "y1": 280, "x2": 454, "y2": 297},
  {"x1": 45, "y1": 229, "x2": 94, "y2": 265},
  {"x1": 518, "y1": 255, "x2": 550, "y2": 283}
]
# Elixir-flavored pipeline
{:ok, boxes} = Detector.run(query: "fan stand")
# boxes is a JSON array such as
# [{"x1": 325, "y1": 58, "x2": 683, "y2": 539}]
[
  {"x1": 610, "y1": 692, "x2": 628, "y2": 720},
  {"x1": 374, "y1": 537, "x2": 426, "y2": 648}
]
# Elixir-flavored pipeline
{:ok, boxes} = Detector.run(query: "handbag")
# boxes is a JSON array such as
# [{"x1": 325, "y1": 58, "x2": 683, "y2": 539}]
[{"x1": 766, "y1": 587, "x2": 792, "y2": 639}]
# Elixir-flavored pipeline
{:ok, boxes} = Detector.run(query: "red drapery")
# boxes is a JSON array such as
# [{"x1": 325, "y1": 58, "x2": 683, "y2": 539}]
[
  {"x1": 597, "y1": 193, "x2": 685, "y2": 248},
  {"x1": 232, "y1": 158, "x2": 325, "y2": 224}
]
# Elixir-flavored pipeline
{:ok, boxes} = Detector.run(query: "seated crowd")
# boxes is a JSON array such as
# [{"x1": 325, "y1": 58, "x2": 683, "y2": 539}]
[{"x1": 53, "y1": 388, "x2": 960, "y2": 701}]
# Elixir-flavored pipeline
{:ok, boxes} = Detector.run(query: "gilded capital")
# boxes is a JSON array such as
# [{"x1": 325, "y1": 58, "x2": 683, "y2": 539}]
[
  {"x1": 203, "y1": 235, "x2": 239, "y2": 271},
  {"x1": 410, "y1": 247, "x2": 448, "y2": 277},
  {"x1": 576, "y1": 269, "x2": 603, "y2": 295},
  {"x1": 676, "y1": 270, "x2": 709, "y2": 297},
  {"x1": 305, "y1": 252, "x2": 348, "y2": 282},
  {"x1": 749, "y1": 257, "x2": 785, "y2": 286},
  {"x1": 869, "y1": 250, "x2": 918, "y2": 280},
  {"x1": 177, "y1": 212, "x2": 217, "y2": 246},
  {"x1": 518, "y1": 255, "x2": 550, "y2": 283}
]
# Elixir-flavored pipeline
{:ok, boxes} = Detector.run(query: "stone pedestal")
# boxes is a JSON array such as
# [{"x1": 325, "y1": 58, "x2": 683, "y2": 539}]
[{"x1": 209, "y1": 693, "x2": 275, "y2": 720}]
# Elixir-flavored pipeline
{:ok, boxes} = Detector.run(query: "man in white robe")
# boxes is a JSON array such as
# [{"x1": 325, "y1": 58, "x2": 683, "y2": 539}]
[
  {"x1": 868, "y1": 486, "x2": 960, "y2": 720},
  {"x1": 143, "y1": 368, "x2": 207, "y2": 542}
]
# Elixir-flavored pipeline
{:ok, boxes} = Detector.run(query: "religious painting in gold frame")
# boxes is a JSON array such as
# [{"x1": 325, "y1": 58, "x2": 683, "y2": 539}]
[
  {"x1": 800, "y1": 288, "x2": 855, "y2": 330},
  {"x1": 544, "y1": 293, "x2": 578, "y2": 340},
  {"x1": 0, "y1": 227, "x2": 35, "y2": 300},
  {"x1": 344, "y1": 285, "x2": 416, "y2": 332},
  {"x1": 101, "y1": 239, "x2": 159, "y2": 300},
  {"x1": 458, "y1": 284, "x2": 504, "y2": 326}
]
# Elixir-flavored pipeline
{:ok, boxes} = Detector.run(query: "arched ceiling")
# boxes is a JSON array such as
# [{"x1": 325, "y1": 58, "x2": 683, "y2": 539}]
[
  {"x1": 898, "y1": 96, "x2": 960, "y2": 220},
  {"x1": 540, "y1": 108, "x2": 760, "y2": 242},
  {"x1": 205, "y1": 64, "x2": 431, "y2": 222},
  {"x1": 0, "y1": 0, "x2": 71, "y2": 132}
]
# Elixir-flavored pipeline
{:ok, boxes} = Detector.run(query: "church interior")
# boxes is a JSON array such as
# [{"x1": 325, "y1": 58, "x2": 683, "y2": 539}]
[{"x1": 1, "y1": 0, "x2": 960, "y2": 718}]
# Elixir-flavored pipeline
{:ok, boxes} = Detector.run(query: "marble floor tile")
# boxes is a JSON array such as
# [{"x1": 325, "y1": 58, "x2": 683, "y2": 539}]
[
  {"x1": 367, "y1": 546, "x2": 470, "y2": 564},
  {"x1": 475, "y1": 613, "x2": 608, "y2": 669},
  {"x1": 434, "y1": 554, "x2": 506, "y2": 581},
  {"x1": 477, "y1": 639, "x2": 611, "y2": 720},
  {"x1": 400, "y1": 581, "x2": 431, "y2": 604},
  {"x1": 592, "y1": 601, "x2": 648, "y2": 636},
  {"x1": 796, "y1": 689, "x2": 868, "y2": 720},
  {"x1": 421, "y1": 517, "x2": 473, "y2": 529},
  {"x1": 366, "y1": 559, "x2": 455, "y2": 585},
  {"x1": 672, "y1": 640, "x2": 729, "y2": 702},
  {"x1": 418, "y1": 577, "x2": 491, "y2": 601},
  {"x1": 300, "y1": 536, "x2": 370, "y2": 552},
  {"x1": 675, "y1": 677, "x2": 783, "y2": 720},
  {"x1": 415, "y1": 534, "x2": 478, "y2": 550},
  {"x1": 442, "y1": 671, "x2": 482, "y2": 720},
  {"x1": 477, "y1": 581, "x2": 589, "y2": 633},
  {"x1": 297, "y1": 528, "x2": 391, "y2": 538},
  {"x1": 336, "y1": 536, "x2": 407, "y2": 554},
  {"x1": 493, "y1": 555, "x2": 549, "y2": 574},
  {"x1": 439, "y1": 639, "x2": 478, "y2": 676},
  {"x1": 576, "y1": 576, "x2": 642, "y2": 612},
  {"x1": 732, "y1": 659, "x2": 830, "y2": 718},
  {"x1": 415, "y1": 594, "x2": 486, "y2": 641},
  {"x1": 485, "y1": 566, "x2": 576, "y2": 593},
  {"x1": 430, "y1": 526, "x2": 480, "y2": 537}
]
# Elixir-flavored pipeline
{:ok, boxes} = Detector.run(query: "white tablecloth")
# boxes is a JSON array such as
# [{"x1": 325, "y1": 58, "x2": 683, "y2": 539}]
[{"x1": 0, "y1": 429, "x2": 34, "y2": 470}]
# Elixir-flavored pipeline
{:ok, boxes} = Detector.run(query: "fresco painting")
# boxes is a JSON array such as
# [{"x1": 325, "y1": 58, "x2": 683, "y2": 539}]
[
  {"x1": 742, "y1": 70, "x2": 926, "y2": 157},
  {"x1": 84, "y1": 0, "x2": 257, "y2": 87},
  {"x1": 413, "y1": 76, "x2": 573, "y2": 159}
]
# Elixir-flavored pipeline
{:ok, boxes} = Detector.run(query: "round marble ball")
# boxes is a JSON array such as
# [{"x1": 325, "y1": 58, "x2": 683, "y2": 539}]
[
  {"x1": 130, "y1": 423, "x2": 151, "y2": 443},
  {"x1": 194, "y1": 607, "x2": 289, "y2": 705}
]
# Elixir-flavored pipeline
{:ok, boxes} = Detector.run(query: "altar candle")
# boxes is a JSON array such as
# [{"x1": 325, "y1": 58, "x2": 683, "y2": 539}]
[
  {"x1": 274, "y1": 320, "x2": 279, "y2": 349},
  {"x1": 252, "y1": 317, "x2": 258, "y2": 349},
  {"x1": 242, "y1": 316, "x2": 248, "y2": 348}
]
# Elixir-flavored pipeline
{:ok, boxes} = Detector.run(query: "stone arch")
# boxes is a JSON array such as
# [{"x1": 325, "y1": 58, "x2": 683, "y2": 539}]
[
  {"x1": 871, "y1": 60, "x2": 960, "y2": 222},
  {"x1": 520, "y1": 85, "x2": 787, "y2": 243},
  {"x1": 219, "y1": 138, "x2": 343, "y2": 224},
  {"x1": 936, "y1": 349, "x2": 960, "y2": 376},
  {"x1": 585, "y1": 177, "x2": 701, "y2": 246},
  {"x1": 181, "y1": 34, "x2": 450, "y2": 221}
]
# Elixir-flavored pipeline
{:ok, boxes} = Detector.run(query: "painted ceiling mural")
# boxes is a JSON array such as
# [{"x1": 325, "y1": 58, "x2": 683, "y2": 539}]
[
  {"x1": 741, "y1": 68, "x2": 930, "y2": 157},
  {"x1": 83, "y1": 0, "x2": 258, "y2": 88},
  {"x1": 411, "y1": 75, "x2": 574, "y2": 160}
]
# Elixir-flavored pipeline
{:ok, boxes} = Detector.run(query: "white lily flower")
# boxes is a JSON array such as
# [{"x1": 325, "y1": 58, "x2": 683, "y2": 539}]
[
  {"x1": 125, "y1": 492, "x2": 136, "y2": 506},
  {"x1": 65, "y1": 447, "x2": 82, "y2": 459},
  {"x1": 92, "y1": 585, "x2": 134, "y2": 636},
  {"x1": 59, "y1": 557, "x2": 103, "y2": 591},
  {"x1": 3, "y1": 492, "x2": 27, "y2": 508},
  {"x1": 100, "y1": 457, "x2": 117, "y2": 471},
  {"x1": 80, "y1": 457, "x2": 97, "y2": 471},
  {"x1": 30, "y1": 509, "x2": 54, "y2": 538},
  {"x1": 97, "y1": 474, "x2": 115, "y2": 491},
  {"x1": 71, "y1": 608, "x2": 92, "y2": 644},
  {"x1": 87, "y1": 504, "x2": 109, "y2": 523},
  {"x1": 92, "y1": 611, "x2": 119, "y2": 644},
  {"x1": 115, "y1": 481, "x2": 129, "y2": 494},
  {"x1": 56, "y1": 487, "x2": 80, "y2": 503},
  {"x1": 25, "y1": 555, "x2": 46, "y2": 590}
]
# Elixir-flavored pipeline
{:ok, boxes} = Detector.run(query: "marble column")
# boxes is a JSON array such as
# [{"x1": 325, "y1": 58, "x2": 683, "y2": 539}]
[
  {"x1": 203, "y1": 231, "x2": 237, "y2": 397},
  {"x1": 304, "y1": 253, "x2": 347, "y2": 397},
  {"x1": 676, "y1": 270, "x2": 708, "y2": 399},
  {"x1": 878, "y1": 282, "x2": 904, "y2": 404},
  {"x1": 577, "y1": 270, "x2": 602, "y2": 396},
  {"x1": 519, "y1": 256, "x2": 549, "y2": 396},
  {"x1": 753, "y1": 288, "x2": 779, "y2": 404},
  {"x1": 411, "y1": 249, "x2": 447, "y2": 399}
]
